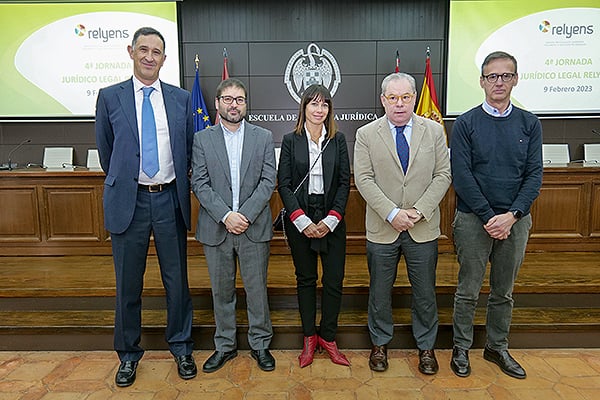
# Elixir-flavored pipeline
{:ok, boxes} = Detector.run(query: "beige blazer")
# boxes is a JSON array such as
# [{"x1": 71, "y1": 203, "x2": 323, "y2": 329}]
[{"x1": 354, "y1": 114, "x2": 451, "y2": 244}]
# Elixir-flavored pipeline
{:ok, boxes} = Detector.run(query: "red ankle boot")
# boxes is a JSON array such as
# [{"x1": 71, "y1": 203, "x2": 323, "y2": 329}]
[
  {"x1": 317, "y1": 336, "x2": 350, "y2": 366},
  {"x1": 298, "y1": 334, "x2": 318, "y2": 368}
]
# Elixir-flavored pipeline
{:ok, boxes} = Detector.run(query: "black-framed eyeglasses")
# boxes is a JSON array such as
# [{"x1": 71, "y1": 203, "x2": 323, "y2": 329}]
[
  {"x1": 482, "y1": 73, "x2": 516, "y2": 83},
  {"x1": 218, "y1": 95, "x2": 246, "y2": 105}
]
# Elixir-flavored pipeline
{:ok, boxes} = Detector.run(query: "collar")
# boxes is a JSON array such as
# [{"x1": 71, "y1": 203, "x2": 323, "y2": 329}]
[
  {"x1": 132, "y1": 76, "x2": 161, "y2": 93},
  {"x1": 303, "y1": 122, "x2": 327, "y2": 141},
  {"x1": 220, "y1": 119, "x2": 245, "y2": 135},
  {"x1": 482, "y1": 100, "x2": 513, "y2": 117},
  {"x1": 387, "y1": 115, "x2": 413, "y2": 131}
]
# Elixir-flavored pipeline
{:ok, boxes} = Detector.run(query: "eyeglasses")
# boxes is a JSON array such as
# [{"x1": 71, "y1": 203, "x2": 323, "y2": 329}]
[
  {"x1": 482, "y1": 73, "x2": 516, "y2": 83},
  {"x1": 382, "y1": 92, "x2": 415, "y2": 104},
  {"x1": 218, "y1": 95, "x2": 246, "y2": 105}
]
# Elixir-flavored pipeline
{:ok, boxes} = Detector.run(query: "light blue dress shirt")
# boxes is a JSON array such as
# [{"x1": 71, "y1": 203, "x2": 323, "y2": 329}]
[{"x1": 222, "y1": 120, "x2": 245, "y2": 215}]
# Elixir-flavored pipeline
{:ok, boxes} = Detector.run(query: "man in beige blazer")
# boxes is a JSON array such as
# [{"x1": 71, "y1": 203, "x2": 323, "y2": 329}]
[{"x1": 354, "y1": 72, "x2": 451, "y2": 375}]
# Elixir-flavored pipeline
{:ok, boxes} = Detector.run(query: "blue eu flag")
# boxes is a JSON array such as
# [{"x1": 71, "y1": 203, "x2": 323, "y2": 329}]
[{"x1": 192, "y1": 68, "x2": 211, "y2": 132}]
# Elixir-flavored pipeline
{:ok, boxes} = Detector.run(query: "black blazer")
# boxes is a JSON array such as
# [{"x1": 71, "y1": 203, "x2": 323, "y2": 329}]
[{"x1": 277, "y1": 130, "x2": 350, "y2": 220}]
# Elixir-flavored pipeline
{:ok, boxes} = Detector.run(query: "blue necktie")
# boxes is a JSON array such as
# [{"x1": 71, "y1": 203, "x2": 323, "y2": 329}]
[
  {"x1": 395, "y1": 125, "x2": 409, "y2": 173},
  {"x1": 142, "y1": 87, "x2": 159, "y2": 178}
]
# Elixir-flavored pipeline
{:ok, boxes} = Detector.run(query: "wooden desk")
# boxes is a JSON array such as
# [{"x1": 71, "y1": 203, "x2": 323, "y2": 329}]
[
  {"x1": 0, "y1": 169, "x2": 107, "y2": 255},
  {"x1": 528, "y1": 165, "x2": 600, "y2": 251},
  {"x1": 1, "y1": 166, "x2": 599, "y2": 255}
]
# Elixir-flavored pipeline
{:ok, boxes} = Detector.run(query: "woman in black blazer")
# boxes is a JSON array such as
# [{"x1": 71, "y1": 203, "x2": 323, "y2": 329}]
[{"x1": 277, "y1": 84, "x2": 351, "y2": 367}]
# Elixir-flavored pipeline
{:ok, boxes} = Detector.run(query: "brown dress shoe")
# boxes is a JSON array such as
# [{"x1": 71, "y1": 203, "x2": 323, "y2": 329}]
[
  {"x1": 369, "y1": 345, "x2": 388, "y2": 372},
  {"x1": 418, "y1": 349, "x2": 439, "y2": 375}
]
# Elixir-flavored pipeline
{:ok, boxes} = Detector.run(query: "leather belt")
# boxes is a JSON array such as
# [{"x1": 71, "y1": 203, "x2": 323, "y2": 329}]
[{"x1": 138, "y1": 180, "x2": 175, "y2": 193}]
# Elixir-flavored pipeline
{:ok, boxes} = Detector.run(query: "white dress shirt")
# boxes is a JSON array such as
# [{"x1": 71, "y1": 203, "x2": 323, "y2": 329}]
[
  {"x1": 133, "y1": 76, "x2": 175, "y2": 185},
  {"x1": 293, "y1": 124, "x2": 339, "y2": 233}
]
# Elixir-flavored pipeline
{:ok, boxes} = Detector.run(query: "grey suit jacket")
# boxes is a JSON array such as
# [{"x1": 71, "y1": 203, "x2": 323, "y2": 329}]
[
  {"x1": 191, "y1": 121, "x2": 277, "y2": 246},
  {"x1": 354, "y1": 114, "x2": 451, "y2": 244}
]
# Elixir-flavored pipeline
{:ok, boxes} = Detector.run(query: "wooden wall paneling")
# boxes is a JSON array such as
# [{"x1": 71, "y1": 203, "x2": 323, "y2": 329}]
[
  {"x1": 438, "y1": 187, "x2": 456, "y2": 253},
  {"x1": 0, "y1": 186, "x2": 41, "y2": 242},
  {"x1": 530, "y1": 182, "x2": 587, "y2": 238},
  {"x1": 41, "y1": 185, "x2": 102, "y2": 242},
  {"x1": 2, "y1": 168, "x2": 600, "y2": 255},
  {"x1": 591, "y1": 181, "x2": 600, "y2": 238}
]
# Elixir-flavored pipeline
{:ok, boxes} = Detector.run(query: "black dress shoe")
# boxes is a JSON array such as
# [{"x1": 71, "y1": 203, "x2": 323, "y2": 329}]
[
  {"x1": 115, "y1": 360, "x2": 138, "y2": 387},
  {"x1": 483, "y1": 345, "x2": 526, "y2": 379},
  {"x1": 418, "y1": 349, "x2": 439, "y2": 375},
  {"x1": 251, "y1": 349, "x2": 276, "y2": 371},
  {"x1": 174, "y1": 354, "x2": 197, "y2": 379},
  {"x1": 202, "y1": 350, "x2": 238, "y2": 373},
  {"x1": 451, "y1": 346, "x2": 471, "y2": 377},
  {"x1": 369, "y1": 345, "x2": 388, "y2": 372}
]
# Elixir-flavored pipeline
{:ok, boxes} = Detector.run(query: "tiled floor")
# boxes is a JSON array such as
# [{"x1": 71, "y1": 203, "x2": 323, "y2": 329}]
[{"x1": 1, "y1": 349, "x2": 599, "y2": 399}]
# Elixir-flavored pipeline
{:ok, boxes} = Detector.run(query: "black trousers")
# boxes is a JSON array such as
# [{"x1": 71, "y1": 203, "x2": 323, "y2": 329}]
[{"x1": 285, "y1": 194, "x2": 346, "y2": 342}]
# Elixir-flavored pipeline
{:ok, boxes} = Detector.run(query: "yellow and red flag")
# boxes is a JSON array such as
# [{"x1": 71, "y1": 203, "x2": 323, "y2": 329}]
[{"x1": 416, "y1": 49, "x2": 445, "y2": 134}]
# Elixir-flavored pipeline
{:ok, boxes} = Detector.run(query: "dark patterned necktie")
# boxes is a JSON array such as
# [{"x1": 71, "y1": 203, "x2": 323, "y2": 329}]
[{"x1": 395, "y1": 125, "x2": 409, "y2": 173}]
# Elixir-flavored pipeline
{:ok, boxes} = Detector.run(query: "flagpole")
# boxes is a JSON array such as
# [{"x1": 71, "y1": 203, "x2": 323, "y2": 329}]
[{"x1": 192, "y1": 54, "x2": 212, "y2": 131}]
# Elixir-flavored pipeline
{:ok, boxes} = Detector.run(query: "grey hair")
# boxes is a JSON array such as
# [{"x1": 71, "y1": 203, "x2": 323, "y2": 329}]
[{"x1": 381, "y1": 72, "x2": 417, "y2": 94}]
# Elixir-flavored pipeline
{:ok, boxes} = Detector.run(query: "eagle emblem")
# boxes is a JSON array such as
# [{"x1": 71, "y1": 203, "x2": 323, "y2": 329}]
[{"x1": 284, "y1": 43, "x2": 341, "y2": 103}]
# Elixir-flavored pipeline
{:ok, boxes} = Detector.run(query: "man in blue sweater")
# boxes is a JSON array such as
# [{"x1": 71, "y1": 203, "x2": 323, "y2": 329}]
[{"x1": 450, "y1": 51, "x2": 543, "y2": 379}]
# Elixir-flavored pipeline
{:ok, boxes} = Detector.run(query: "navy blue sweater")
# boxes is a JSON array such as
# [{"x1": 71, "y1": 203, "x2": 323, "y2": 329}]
[{"x1": 450, "y1": 105, "x2": 543, "y2": 224}]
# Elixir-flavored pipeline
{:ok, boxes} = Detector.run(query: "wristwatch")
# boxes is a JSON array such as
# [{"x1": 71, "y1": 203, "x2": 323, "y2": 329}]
[{"x1": 511, "y1": 210, "x2": 523, "y2": 219}]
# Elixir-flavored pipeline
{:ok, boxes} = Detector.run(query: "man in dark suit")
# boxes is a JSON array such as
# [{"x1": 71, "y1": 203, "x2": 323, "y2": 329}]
[
  {"x1": 95, "y1": 27, "x2": 196, "y2": 387},
  {"x1": 191, "y1": 78, "x2": 277, "y2": 373}
]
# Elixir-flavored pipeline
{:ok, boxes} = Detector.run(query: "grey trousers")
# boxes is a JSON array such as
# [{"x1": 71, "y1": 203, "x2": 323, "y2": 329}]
[
  {"x1": 204, "y1": 233, "x2": 273, "y2": 352},
  {"x1": 452, "y1": 211, "x2": 532, "y2": 351},
  {"x1": 367, "y1": 232, "x2": 439, "y2": 350}
]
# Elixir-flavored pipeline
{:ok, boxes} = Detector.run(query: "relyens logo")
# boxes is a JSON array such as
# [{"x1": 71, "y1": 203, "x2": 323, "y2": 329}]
[
  {"x1": 75, "y1": 25, "x2": 130, "y2": 42},
  {"x1": 539, "y1": 20, "x2": 594, "y2": 38}
]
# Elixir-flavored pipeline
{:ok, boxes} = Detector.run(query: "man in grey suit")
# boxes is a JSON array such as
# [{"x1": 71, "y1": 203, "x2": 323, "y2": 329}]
[
  {"x1": 95, "y1": 27, "x2": 196, "y2": 387},
  {"x1": 354, "y1": 72, "x2": 451, "y2": 375},
  {"x1": 191, "y1": 78, "x2": 277, "y2": 372}
]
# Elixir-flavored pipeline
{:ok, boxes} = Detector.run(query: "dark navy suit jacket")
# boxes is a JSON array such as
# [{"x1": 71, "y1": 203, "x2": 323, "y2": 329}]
[{"x1": 95, "y1": 78, "x2": 194, "y2": 234}]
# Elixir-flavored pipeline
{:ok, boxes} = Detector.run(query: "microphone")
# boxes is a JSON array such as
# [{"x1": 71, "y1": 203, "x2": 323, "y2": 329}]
[{"x1": 7, "y1": 138, "x2": 31, "y2": 171}]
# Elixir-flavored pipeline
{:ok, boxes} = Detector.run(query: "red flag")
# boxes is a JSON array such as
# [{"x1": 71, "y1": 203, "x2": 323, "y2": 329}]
[
  {"x1": 395, "y1": 50, "x2": 400, "y2": 73},
  {"x1": 222, "y1": 53, "x2": 229, "y2": 81},
  {"x1": 215, "y1": 48, "x2": 230, "y2": 125},
  {"x1": 416, "y1": 49, "x2": 446, "y2": 136}
]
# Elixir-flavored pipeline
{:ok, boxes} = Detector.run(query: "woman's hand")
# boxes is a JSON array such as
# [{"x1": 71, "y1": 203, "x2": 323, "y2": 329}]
[{"x1": 303, "y1": 222, "x2": 329, "y2": 239}]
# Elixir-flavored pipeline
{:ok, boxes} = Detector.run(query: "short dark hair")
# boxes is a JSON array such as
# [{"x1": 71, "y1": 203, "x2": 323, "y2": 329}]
[
  {"x1": 215, "y1": 78, "x2": 247, "y2": 98},
  {"x1": 481, "y1": 51, "x2": 517, "y2": 75},
  {"x1": 293, "y1": 84, "x2": 337, "y2": 139},
  {"x1": 131, "y1": 27, "x2": 166, "y2": 52}
]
